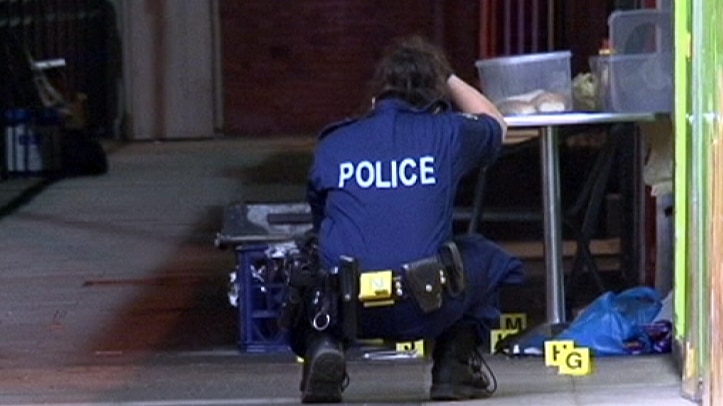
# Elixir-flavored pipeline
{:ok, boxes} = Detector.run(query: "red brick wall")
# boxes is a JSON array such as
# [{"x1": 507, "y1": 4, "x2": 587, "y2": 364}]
[
  {"x1": 561, "y1": 0, "x2": 612, "y2": 74},
  {"x1": 220, "y1": 0, "x2": 479, "y2": 136}
]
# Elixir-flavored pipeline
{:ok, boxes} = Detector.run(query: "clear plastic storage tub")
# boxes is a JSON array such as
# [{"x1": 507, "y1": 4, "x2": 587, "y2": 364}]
[
  {"x1": 475, "y1": 51, "x2": 572, "y2": 116},
  {"x1": 608, "y1": 9, "x2": 672, "y2": 54},
  {"x1": 590, "y1": 52, "x2": 673, "y2": 113}
]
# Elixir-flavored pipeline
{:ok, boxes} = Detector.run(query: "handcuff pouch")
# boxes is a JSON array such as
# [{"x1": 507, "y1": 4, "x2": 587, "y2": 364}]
[{"x1": 402, "y1": 257, "x2": 444, "y2": 313}]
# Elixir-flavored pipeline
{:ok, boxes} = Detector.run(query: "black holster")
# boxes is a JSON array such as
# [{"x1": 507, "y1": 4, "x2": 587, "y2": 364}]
[
  {"x1": 278, "y1": 244, "x2": 357, "y2": 342},
  {"x1": 402, "y1": 241, "x2": 465, "y2": 313}
]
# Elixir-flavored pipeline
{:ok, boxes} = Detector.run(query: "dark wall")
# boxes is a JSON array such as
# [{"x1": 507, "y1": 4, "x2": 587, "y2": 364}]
[
  {"x1": 220, "y1": 0, "x2": 480, "y2": 136},
  {"x1": 220, "y1": 0, "x2": 623, "y2": 136},
  {"x1": 560, "y1": 0, "x2": 613, "y2": 75},
  {"x1": 559, "y1": 0, "x2": 653, "y2": 75}
]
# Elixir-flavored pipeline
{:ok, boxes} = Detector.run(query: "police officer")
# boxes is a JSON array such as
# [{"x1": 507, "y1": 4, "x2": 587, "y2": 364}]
[{"x1": 293, "y1": 36, "x2": 525, "y2": 403}]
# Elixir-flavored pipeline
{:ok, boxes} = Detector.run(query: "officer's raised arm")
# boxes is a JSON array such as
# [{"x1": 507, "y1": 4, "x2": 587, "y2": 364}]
[{"x1": 447, "y1": 74, "x2": 507, "y2": 141}]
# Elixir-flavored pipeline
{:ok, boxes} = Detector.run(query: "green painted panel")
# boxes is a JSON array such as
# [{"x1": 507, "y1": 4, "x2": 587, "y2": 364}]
[
  {"x1": 697, "y1": 0, "x2": 723, "y2": 386},
  {"x1": 678, "y1": 0, "x2": 723, "y2": 399},
  {"x1": 673, "y1": 0, "x2": 689, "y2": 343}
]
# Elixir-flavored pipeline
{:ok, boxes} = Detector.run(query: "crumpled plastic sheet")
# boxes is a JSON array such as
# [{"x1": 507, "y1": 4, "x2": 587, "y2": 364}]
[
  {"x1": 642, "y1": 123, "x2": 673, "y2": 197},
  {"x1": 227, "y1": 240, "x2": 300, "y2": 308}
]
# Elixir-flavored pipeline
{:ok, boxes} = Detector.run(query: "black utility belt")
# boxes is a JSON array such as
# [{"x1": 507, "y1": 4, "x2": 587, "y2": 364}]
[{"x1": 357, "y1": 242, "x2": 465, "y2": 313}]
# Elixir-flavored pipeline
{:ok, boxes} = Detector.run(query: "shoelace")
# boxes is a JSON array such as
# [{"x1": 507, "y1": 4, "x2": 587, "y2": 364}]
[
  {"x1": 469, "y1": 348, "x2": 498, "y2": 396},
  {"x1": 341, "y1": 372, "x2": 350, "y2": 391}
]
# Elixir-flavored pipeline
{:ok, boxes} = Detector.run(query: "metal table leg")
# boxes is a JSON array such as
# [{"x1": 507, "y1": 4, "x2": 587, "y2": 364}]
[
  {"x1": 540, "y1": 125, "x2": 566, "y2": 325},
  {"x1": 493, "y1": 125, "x2": 568, "y2": 356}
]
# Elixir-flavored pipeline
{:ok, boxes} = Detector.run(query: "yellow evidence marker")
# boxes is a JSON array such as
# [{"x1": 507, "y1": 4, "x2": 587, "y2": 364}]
[
  {"x1": 500, "y1": 313, "x2": 527, "y2": 331},
  {"x1": 544, "y1": 340, "x2": 593, "y2": 375},
  {"x1": 489, "y1": 329, "x2": 518, "y2": 353},
  {"x1": 557, "y1": 346, "x2": 592, "y2": 375},
  {"x1": 544, "y1": 340, "x2": 575, "y2": 367},
  {"x1": 395, "y1": 339, "x2": 425, "y2": 357}
]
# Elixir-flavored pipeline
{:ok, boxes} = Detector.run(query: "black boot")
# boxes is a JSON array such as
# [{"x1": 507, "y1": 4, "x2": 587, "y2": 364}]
[
  {"x1": 430, "y1": 322, "x2": 496, "y2": 401},
  {"x1": 300, "y1": 334, "x2": 346, "y2": 403}
]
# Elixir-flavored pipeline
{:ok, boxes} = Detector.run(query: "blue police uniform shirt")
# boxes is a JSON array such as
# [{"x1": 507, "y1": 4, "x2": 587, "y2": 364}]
[{"x1": 307, "y1": 98, "x2": 503, "y2": 271}]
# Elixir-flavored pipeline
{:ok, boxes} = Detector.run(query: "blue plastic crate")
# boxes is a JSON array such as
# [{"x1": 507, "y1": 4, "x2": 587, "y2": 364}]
[
  {"x1": 235, "y1": 244, "x2": 290, "y2": 353},
  {"x1": 4, "y1": 108, "x2": 62, "y2": 174}
]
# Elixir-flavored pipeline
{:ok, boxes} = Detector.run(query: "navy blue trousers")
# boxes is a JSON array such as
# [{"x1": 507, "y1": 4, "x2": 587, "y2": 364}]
[{"x1": 287, "y1": 233, "x2": 525, "y2": 356}]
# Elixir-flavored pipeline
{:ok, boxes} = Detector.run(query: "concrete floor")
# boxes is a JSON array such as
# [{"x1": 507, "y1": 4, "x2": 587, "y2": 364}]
[{"x1": 0, "y1": 137, "x2": 694, "y2": 405}]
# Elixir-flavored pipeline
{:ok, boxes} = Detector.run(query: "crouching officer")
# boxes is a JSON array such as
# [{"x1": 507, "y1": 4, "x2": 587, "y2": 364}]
[{"x1": 281, "y1": 36, "x2": 525, "y2": 403}]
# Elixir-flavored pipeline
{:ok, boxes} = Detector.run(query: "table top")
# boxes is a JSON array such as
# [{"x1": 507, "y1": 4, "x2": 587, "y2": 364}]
[{"x1": 504, "y1": 111, "x2": 667, "y2": 128}]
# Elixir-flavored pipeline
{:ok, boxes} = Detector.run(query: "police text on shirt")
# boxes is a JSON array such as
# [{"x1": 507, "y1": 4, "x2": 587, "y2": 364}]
[{"x1": 338, "y1": 156, "x2": 436, "y2": 189}]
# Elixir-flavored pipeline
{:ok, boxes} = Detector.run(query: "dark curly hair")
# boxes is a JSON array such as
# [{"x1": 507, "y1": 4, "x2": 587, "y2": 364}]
[{"x1": 369, "y1": 36, "x2": 453, "y2": 109}]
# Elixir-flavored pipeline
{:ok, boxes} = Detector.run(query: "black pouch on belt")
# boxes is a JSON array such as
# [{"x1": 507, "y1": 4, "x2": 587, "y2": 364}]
[
  {"x1": 438, "y1": 241, "x2": 465, "y2": 297},
  {"x1": 403, "y1": 242, "x2": 466, "y2": 313},
  {"x1": 402, "y1": 257, "x2": 445, "y2": 313}
]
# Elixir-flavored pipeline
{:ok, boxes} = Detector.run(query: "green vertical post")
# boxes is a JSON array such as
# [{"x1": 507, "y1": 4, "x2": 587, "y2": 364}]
[{"x1": 673, "y1": 0, "x2": 689, "y2": 349}]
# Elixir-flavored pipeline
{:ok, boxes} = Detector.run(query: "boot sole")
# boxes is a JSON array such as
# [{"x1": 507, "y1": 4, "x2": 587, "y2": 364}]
[
  {"x1": 430, "y1": 383, "x2": 493, "y2": 401},
  {"x1": 302, "y1": 347, "x2": 345, "y2": 403}
]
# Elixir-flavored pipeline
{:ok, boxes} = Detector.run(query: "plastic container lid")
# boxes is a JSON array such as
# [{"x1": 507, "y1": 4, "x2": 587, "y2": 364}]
[
  {"x1": 4, "y1": 108, "x2": 31, "y2": 123},
  {"x1": 475, "y1": 51, "x2": 572, "y2": 68},
  {"x1": 608, "y1": 9, "x2": 672, "y2": 54},
  {"x1": 4, "y1": 108, "x2": 62, "y2": 125}
]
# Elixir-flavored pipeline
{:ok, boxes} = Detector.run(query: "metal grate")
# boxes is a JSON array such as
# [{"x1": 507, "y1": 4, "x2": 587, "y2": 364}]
[
  {"x1": 1, "y1": 0, "x2": 118, "y2": 179},
  {"x1": 479, "y1": 0, "x2": 556, "y2": 58}
]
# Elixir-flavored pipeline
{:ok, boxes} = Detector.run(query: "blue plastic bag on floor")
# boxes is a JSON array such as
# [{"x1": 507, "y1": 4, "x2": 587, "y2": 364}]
[{"x1": 556, "y1": 286, "x2": 662, "y2": 356}]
